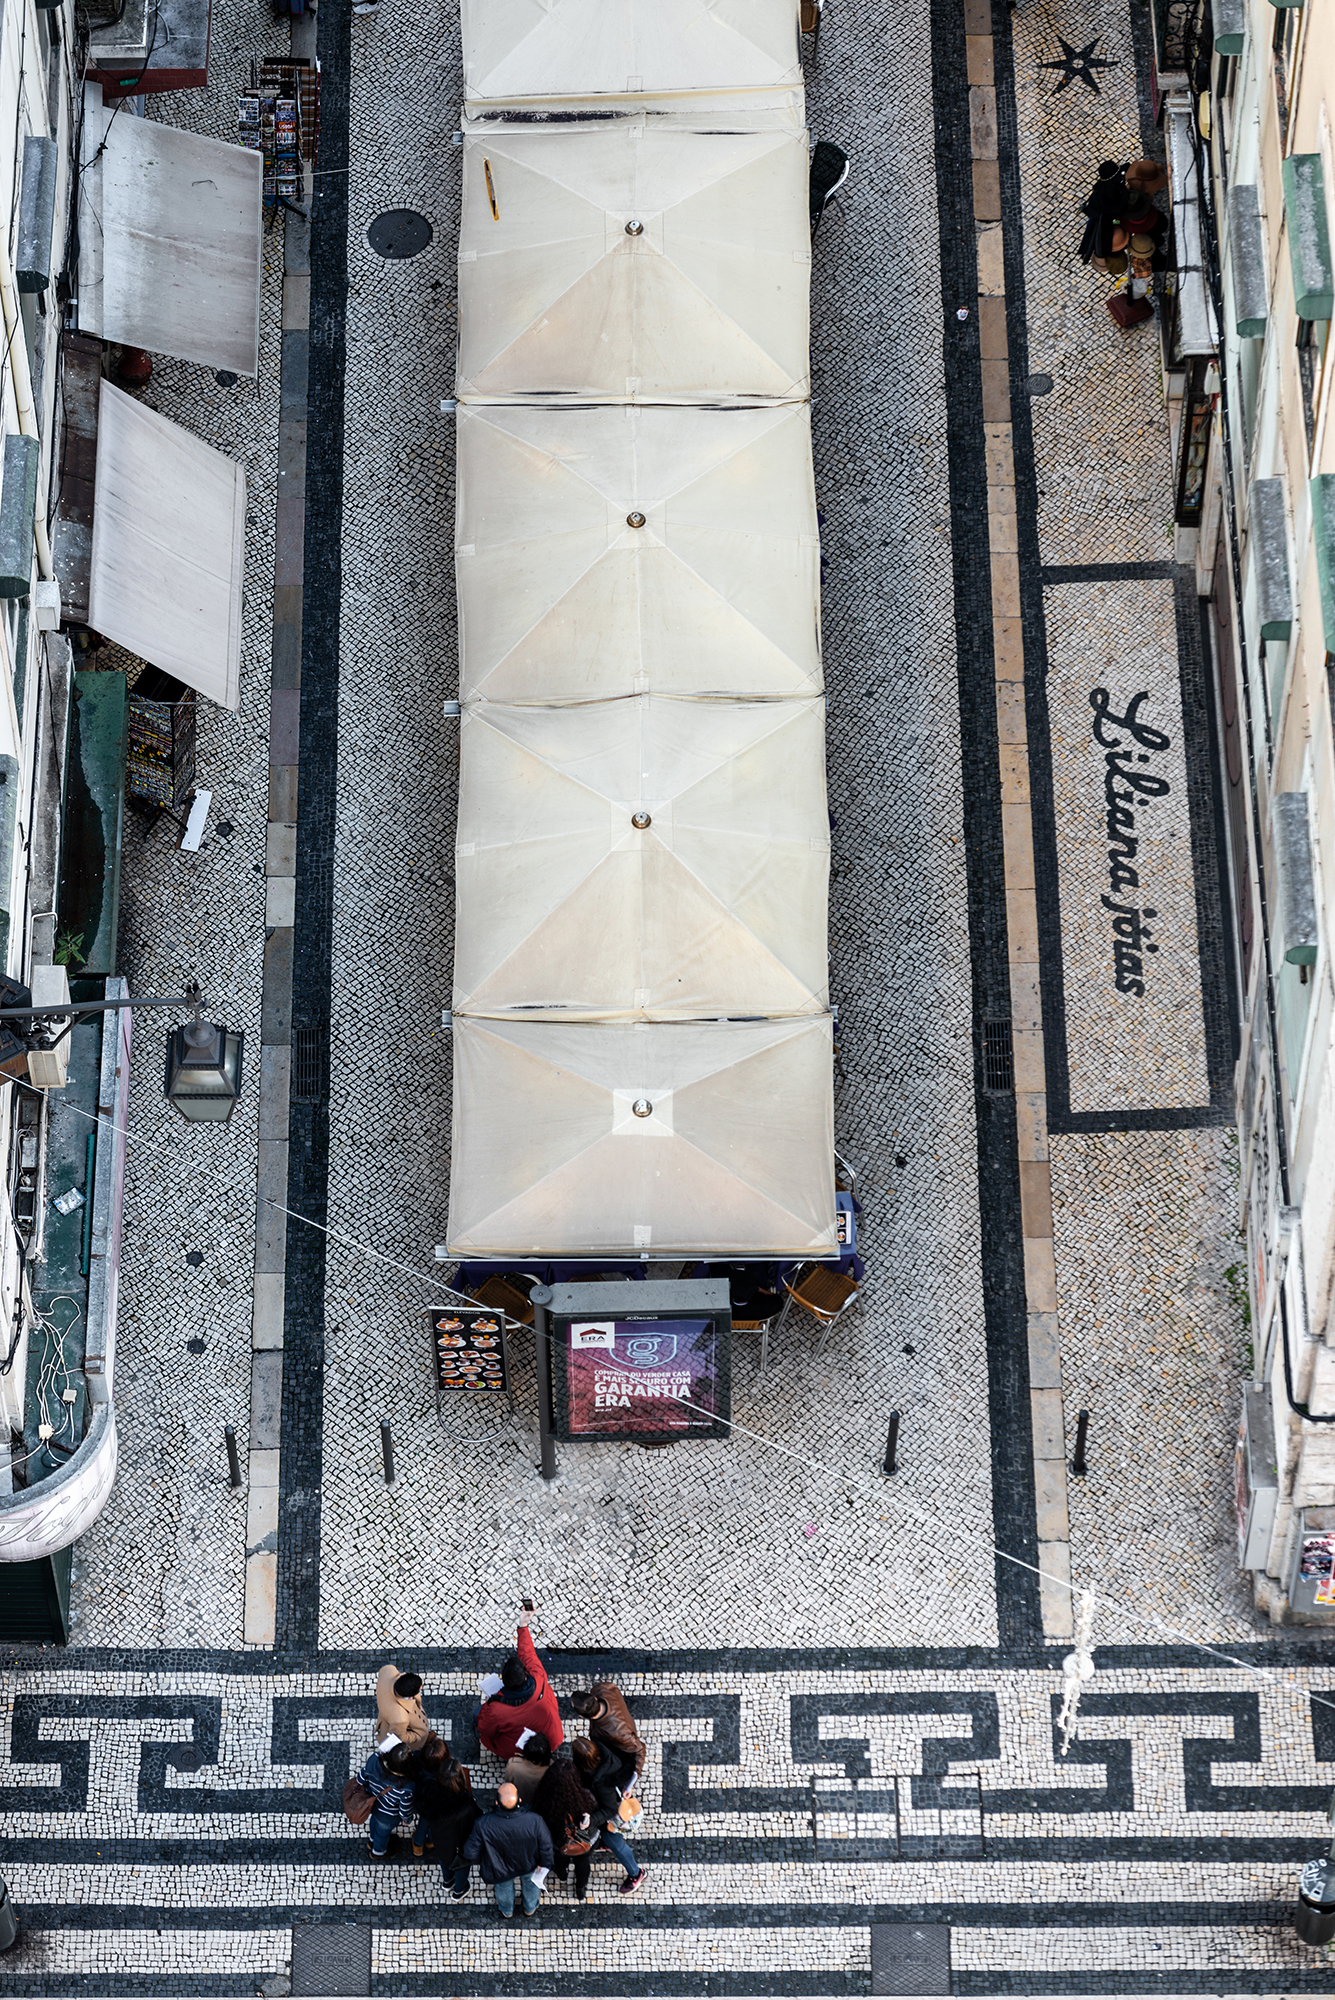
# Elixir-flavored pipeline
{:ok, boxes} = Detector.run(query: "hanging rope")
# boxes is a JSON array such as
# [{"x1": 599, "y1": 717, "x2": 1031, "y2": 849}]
[{"x1": 1057, "y1": 1590, "x2": 1097, "y2": 1756}]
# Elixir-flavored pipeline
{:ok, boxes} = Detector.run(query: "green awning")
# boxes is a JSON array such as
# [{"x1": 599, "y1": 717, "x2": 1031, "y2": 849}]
[
  {"x1": 1283, "y1": 154, "x2": 1334, "y2": 320},
  {"x1": 1312, "y1": 473, "x2": 1335, "y2": 654},
  {"x1": 57, "y1": 671, "x2": 126, "y2": 980},
  {"x1": 1213, "y1": 0, "x2": 1245, "y2": 50}
]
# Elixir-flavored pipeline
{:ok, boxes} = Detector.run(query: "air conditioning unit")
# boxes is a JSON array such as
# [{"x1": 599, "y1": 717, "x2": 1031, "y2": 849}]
[{"x1": 25, "y1": 965, "x2": 70, "y2": 1089}]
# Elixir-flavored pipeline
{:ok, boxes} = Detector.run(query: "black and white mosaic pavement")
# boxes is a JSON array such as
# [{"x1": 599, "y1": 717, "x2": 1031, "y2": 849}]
[{"x1": 0, "y1": 0, "x2": 1308, "y2": 1990}]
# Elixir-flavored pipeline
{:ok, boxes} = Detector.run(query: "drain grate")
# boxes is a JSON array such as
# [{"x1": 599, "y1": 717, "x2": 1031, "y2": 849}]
[
  {"x1": 290, "y1": 1024, "x2": 328, "y2": 1102},
  {"x1": 981, "y1": 1018, "x2": 1014, "y2": 1093}
]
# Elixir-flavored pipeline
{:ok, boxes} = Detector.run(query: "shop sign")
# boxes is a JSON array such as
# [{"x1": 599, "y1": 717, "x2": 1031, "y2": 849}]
[{"x1": 554, "y1": 1315, "x2": 729, "y2": 1443}]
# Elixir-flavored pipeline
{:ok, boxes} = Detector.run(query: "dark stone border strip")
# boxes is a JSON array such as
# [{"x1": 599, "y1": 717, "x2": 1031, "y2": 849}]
[
  {"x1": 1, "y1": 1836, "x2": 1327, "y2": 1866},
  {"x1": 0, "y1": 1900, "x2": 1303, "y2": 1930},
  {"x1": 275, "y1": 0, "x2": 351, "y2": 1658},
  {"x1": 933, "y1": 0, "x2": 1042, "y2": 1648},
  {"x1": 1039, "y1": 563, "x2": 1175, "y2": 584},
  {"x1": 3, "y1": 1980, "x2": 1326, "y2": 2000},
  {"x1": 2, "y1": 1638, "x2": 1331, "y2": 1672},
  {"x1": 990, "y1": 2, "x2": 1234, "y2": 1139}
]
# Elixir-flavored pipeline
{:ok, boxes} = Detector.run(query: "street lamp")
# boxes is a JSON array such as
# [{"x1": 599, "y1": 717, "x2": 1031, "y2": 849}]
[
  {"x1": 0, "y1": 978, "x2": 244, "y2": 1122},
  {"x1": 162, "y1": 994, "x2": 245, "y2": 1124}
]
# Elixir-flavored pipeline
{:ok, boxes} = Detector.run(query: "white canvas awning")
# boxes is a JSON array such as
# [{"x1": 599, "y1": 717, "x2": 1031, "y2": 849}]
[
  {"x1": 88, "y1": 380, "x2": 245, "y2": 710},
  {"x1": 447, "y1": 1015, "x2": 836, "y2": 1257},
  {"x1": 461, "y1": 0, "x2": 802, "y2": 103},
  {"x1": 457, "y1": 403, "x2": 822, "y2": 703},
  {"x1": 454, "y1": 695, "x2": 828, "y2": 1020},
  {"x1": 456, "y1": 124, "x2": 810, "y2": 404},
  {"x1": 78, "y1": 86, "x2": 262, "y2": 377}
]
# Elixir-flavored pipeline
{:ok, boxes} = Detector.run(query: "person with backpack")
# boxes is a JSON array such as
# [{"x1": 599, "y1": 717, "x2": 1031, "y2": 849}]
[
  {"x1": 462, "y1": 1781, "x2": 555, "y2": 1918},
  {"x1": 356, "y1": 1739, "x2": 417, "y2": 1860}
]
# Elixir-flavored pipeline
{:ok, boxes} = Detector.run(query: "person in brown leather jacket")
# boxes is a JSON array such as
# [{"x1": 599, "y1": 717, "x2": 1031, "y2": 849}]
[{"x1": 569, "y1": 1681, "x2": 646, "y2": 1790}]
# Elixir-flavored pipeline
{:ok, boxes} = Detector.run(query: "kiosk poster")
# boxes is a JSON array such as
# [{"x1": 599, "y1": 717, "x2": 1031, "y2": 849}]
[
  {"x1": 429, "y1": 1307, "x2": 510, "y2": 1396},
  {"x1": 556, "y1": 1317, "x2": 729, "y2": 1442}
]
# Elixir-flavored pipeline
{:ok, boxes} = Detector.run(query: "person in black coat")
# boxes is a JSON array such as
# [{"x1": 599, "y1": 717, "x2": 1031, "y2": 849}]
[
  {"x1": 410, "y1": 1737, "x2": 482, "y2": 1899},
  {"x1": 533, "y1": 1755, "x2": 601, "y2": 1901},
  {"x1": 462, "y1": 1782, "x2": 555, "y2": 1918},
  {"x1": 569, "y1": 1737, "x2": 647, "y2": 1895}
]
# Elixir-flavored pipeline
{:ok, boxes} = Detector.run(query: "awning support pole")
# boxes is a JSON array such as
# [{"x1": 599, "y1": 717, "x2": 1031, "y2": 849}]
[{"x1": 0, "y1": 233, "x2": 52, "y2": 580}]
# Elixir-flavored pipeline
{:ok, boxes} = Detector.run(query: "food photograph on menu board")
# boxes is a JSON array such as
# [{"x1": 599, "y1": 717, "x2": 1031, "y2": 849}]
[
  {"x1": 429, "y1": 1306, "x2": 510, "y2": 1397},
  {"x1": 552, "y1": 1316, "x2": 731, "y2": 1443}
]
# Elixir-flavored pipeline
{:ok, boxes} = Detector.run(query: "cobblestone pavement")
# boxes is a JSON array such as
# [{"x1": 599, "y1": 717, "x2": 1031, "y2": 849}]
[{"x1": 1, "y1": 0, "x2": 1327, "y2": 1990}]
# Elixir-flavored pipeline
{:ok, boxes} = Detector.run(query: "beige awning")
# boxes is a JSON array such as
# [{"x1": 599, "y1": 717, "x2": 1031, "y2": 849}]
[
  {"x1": 456, "y1": 402, "x2": 822, "y2": 703},
  {"x1": 454, "y1": 695, "x2": 829, "y2": 1020},
  {"x1": 78, "y1": 86, "x2": 262, "y2": 377},
  {"x1": 461, "y1": 0, "x2": 803, "y2": 104},
  {"x1": 447, "y1": 1015, "x2": 836, "y2": 1258},
  {"x1": 88, "y1": 381, "x2": 245, "y2": 710},
  {"x1": 456, "y1": 123, "x2": 810, "y2": 404}
]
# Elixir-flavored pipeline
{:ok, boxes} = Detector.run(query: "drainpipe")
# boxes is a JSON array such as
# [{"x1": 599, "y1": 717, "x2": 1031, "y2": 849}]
[{"x1": 0, "y1": 233, "x2": 53, "y2": 582}]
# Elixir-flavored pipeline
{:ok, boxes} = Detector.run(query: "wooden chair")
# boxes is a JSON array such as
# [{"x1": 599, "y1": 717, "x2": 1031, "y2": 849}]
[
  {"x1": 776, "y1": 1260, "x2": 860, "y2": 1360},
  {"x1": 467, "y1": 1273, "x2": 536, "y2": 1326}
]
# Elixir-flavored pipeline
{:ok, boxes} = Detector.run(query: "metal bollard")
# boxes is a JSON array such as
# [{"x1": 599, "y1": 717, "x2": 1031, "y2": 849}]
[
  {"x1": 882, "y1": 1412, "x2": 899, "y2": 1476},
  {"x1": 1296, "y1": 1791, "x2": 1335, "y2": 1946},
  {"x1": 1071, "y1": 1410, "x2": 1090, "y2": 1478},
  {"x1": 224, "y1": 1425, "x2": 242, "y2": 1489},
  {"x1": 530, "y1": 1287, "x2": 558, "y2": 1482},
  {"x1": 380, "y1": 1420, "x2": 395, "y2": 1486}
]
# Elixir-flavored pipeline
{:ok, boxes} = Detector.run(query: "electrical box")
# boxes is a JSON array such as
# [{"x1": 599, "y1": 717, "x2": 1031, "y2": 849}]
[{"x1": 1235, "y1": 1386, "x2": 1279, "y2": 1569}]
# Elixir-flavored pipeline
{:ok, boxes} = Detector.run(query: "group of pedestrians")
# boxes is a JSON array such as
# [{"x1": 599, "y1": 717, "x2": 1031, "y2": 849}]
[{"x1": 350, "y1": 1607, "x2": 649, "y2": 1916}]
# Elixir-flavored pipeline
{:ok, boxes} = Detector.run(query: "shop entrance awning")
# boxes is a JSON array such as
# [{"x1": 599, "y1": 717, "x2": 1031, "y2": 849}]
[
  {"x1": 447, "y1": 1015, "x2": 836, "y2": 1258},
  {"x1": 457, "y1": 402, "x2": 822, "y2": 702},
  {"x1": 88, "y1": 381, "x2": 245, "y2": 710},
  {"x1": 456, "y1": 122, "x2": 810, "y2": 404},
  {"x1": 461, "y1": 0, "x2": 803, "y2": 104},
  {"x1": 78, "y1": 87, "x2": 261, "y2": 376},
  {"x1": 454, "y1": 694, "x2": 829, "y2": 1020}
]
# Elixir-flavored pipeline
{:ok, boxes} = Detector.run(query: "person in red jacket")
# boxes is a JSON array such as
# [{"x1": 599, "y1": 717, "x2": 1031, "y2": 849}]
[{"x1": 476, "y1": 1608, "x2": 564, "y2": 1762}]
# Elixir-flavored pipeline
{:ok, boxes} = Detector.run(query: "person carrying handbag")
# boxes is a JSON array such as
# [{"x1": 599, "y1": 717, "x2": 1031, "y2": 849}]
[
  {"x1": 533, "y1": 1755, "x2": 601, "y2": 1901},
  {"x1": 569, "y1": 1737, "x2": 647, "y2": 1896},
  {"x1": 349, "y1": 1738, "x2": 416, "y2": 1859}
]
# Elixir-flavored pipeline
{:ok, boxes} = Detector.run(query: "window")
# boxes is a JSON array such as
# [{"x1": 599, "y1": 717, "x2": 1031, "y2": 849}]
[
  {"x1": 1274, "y1": 6, "x2": 1299, "y2": 152},
  {"x1": 1297, "y1": 319, "x2": 1328, "y2": 460}
]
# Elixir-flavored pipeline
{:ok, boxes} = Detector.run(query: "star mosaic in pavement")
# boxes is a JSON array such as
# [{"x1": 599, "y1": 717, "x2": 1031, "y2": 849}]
[{"x1": 1040, "y1": 35, "x2": 1117, "y2": 93}]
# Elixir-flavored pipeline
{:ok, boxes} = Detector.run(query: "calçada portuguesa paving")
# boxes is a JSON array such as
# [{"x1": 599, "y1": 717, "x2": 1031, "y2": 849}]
[{"x1": 2, "y1": 0, "x2": 1331, "y2": 1992}]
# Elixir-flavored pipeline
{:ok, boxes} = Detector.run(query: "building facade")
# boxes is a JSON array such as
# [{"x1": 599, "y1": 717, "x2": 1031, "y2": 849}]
[{"x1": 1186, "y1": 0, "x2": 1335, "y2": 1618}]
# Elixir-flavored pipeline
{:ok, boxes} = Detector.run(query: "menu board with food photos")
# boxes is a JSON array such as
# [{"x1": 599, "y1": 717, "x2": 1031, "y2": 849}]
[{"x1": 429, "y1": 1306, "x2": 511, "y2": 1400}]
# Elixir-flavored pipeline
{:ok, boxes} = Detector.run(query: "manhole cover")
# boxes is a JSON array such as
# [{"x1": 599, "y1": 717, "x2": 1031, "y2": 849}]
[
  {"x1": 367, "y1": 208, "x2": 432, "y2": 259},
  {"x1": 291, "y1": 1925, "x2": 370, "y2": 1997},
  {"x1": 870, "y1": 1924, "x2": 951, "y2": 1996},
  {"x1": 1025, "y1": 371, "x2": 1055, "y2": 395}
]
